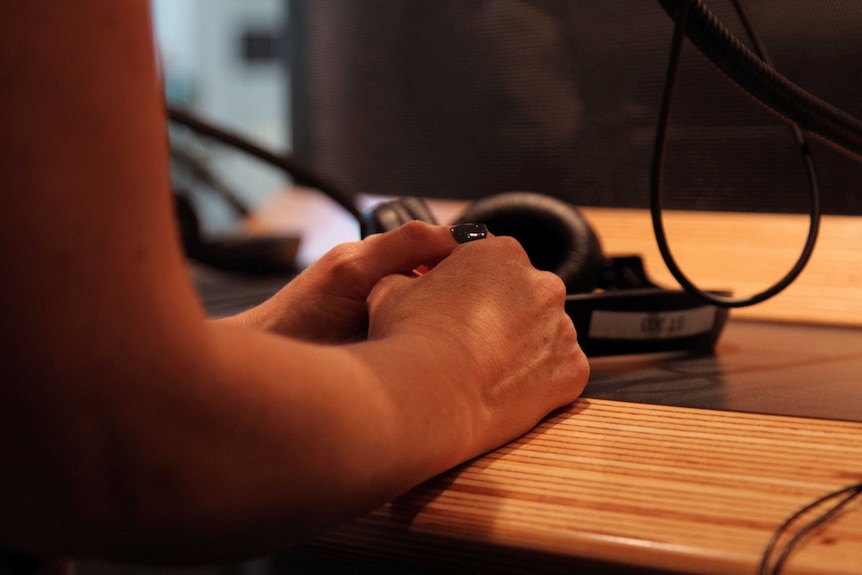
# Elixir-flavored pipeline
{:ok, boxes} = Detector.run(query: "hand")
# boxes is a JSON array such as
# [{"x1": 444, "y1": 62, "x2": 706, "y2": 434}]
[
  {"x1": 366, "y1": 234, "x2": 590, "y2": 455},
  {"x1": 228, "y1": 221, "x2": 462, "y2": 342}
]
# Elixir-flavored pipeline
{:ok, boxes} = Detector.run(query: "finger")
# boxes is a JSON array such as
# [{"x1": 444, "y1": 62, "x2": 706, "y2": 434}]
[
  {"x1": 369, "y1": 270, "x2": 413, "y2": 298},
  {"x1": 358, "y1": 221, "x2": 486, "y2": 279}
]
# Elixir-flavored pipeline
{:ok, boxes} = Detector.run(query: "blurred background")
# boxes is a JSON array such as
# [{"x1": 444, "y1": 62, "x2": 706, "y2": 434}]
[
  {"x1": 158, "y1": 0, "x2": 862, "y2": 232},
  {"x1": 154, "y1": 0, "x2": 291, "y2": 239}
]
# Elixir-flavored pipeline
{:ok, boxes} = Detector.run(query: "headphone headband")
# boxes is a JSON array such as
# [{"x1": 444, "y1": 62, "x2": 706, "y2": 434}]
[{"x1": 567, "y1": 286, "x2": 729, "y2": 357}]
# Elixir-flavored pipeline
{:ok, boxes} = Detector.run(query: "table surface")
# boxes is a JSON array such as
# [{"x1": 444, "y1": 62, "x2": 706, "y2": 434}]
[
  {"x1": 586, "y1": 319, "x2": 862, "y2": 423},
  {"x1": 296, "y1": 399, "x2": 862, "y2": 575},
  {"x1": 192, "y1": 258, "x2": 862, "y2": 575},
  {"x1": 286, "y1": 319, "x2": 862, "y2": 575},
  {"x1": 195, "y1": 270, "x2": 862, "y2": 575}
]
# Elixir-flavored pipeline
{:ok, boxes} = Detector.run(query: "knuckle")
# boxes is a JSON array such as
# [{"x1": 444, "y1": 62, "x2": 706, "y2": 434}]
[
  {"x1": 469, "y1": 235, "x2": 532, "y2": 269},
  {"x1": 320, "y1": 242, "x2": 366, "y2": 282},
  {"x1": 580, "y1": 352, "x2": 591, "y2": 382},
  {"x1": 542, "y1": 270, "x2": 568, "y2": 299},
  {"x1": 532, "y1": 269, "x2": 568, "y2": 304},
  {"x1": 555, "y1": 342, "x2": 590, "y2": 402},
  {"x1": 494, "y1": 235, "x2": 526, "y2": 254},
  {"x1": 394, "y1": 219, "x2": 438, "y2": 245},
  {"x1": 570, "y1": 332, "x2": 591, "y2": 381},
  {"x1": 572, "y1": 354, "x2": 591, "y2": 396}
]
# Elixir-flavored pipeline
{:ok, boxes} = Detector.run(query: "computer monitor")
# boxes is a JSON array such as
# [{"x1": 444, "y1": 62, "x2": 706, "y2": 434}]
[{"x1": 286, "y1": 0, "x2": 862, "y2": 215}]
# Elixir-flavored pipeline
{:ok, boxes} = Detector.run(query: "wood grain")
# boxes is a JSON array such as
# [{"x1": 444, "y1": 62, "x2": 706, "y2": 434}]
[
  {"x1": 302, "y1": 399, "x2": 862, "y2": 575},
  {"x1": 580, "y1": 208, "x2": 862, "y2": 328}
]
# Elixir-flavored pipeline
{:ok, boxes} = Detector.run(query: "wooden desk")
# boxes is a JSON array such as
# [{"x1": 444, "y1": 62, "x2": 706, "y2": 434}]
[
  {"x1": 290, "y1": 399, "x2": 862, "y2": 575},
  {"x1": 240, "y1": 196, "x2": 862, "y2": 573}
]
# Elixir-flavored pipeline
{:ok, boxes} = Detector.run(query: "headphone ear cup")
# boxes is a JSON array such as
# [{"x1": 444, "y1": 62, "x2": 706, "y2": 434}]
[
  {"x1": 455, "y1": 192, "x2": 605, "y2": 293},
  {"x1": 363, "y1": 196, "x2": 438, "y2": 236}
]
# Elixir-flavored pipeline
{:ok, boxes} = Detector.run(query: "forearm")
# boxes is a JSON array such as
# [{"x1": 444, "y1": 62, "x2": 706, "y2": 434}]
[
  {"x1": 1, "y1": 321, "x2": 481, "y2": 562},
  {"x1": 178, "y1": 324, "x2": 481, "y2": 549}
]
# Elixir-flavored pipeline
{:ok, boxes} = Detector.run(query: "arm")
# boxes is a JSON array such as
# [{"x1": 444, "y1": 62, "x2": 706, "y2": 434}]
[{"x1": 0, "y1": 1, "x2": 588, "y2": 564}]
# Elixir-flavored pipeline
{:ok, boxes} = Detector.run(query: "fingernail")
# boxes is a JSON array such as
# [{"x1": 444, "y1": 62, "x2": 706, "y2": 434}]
[{"x1": 450, "y1": 223, "x2": 488, "y2": 243}]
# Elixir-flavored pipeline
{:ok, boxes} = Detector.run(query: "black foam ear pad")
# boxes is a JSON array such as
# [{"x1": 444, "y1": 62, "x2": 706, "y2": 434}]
[
  {"x1": 364, "y1": 196, "x2": 438, "y2": 235},
  {"x1": 454, "y1": 192, "x2": 605, "y2": 293}
]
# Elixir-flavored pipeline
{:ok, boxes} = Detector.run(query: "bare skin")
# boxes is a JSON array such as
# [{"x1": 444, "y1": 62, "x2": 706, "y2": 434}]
[{"x1": 0, "y1": 1, "x2": 589, "y2": 564}]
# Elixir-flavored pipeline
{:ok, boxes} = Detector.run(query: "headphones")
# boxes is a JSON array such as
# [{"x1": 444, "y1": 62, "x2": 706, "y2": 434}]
[
  {"x1": 365, "y1": 191, "x2": 728, "y2": 357},
  {"x1": 169, "y1": 105, "x2": 729, "y2": 357}
]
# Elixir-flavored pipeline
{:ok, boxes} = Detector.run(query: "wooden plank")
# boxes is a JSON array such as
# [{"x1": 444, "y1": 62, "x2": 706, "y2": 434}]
[
  {"x1": 303, "y1": 399, "x2": 862, "y2": 575},
  {"x1": 581, "y1": 208, "x2": 862, "y2": 327}
]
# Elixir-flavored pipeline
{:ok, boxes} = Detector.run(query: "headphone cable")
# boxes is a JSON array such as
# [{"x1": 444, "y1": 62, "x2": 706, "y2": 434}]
[
  {"x1": 759, "y1": 481, "x2": 862, "y2": 575},
  {"x1": 654, "y1": 0, "x2": 862, "y2": 162},
  {"x1": 167, "y1": 106, "x2": 365, "y2": 226},
  {"x1": 649, "y1": 0, "x2": 820, "y2": 308}
]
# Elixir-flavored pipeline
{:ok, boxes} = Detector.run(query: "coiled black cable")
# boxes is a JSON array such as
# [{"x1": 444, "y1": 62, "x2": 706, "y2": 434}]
[{"x1": 650, "y1": 0, "x2": 820, "y2": 307}]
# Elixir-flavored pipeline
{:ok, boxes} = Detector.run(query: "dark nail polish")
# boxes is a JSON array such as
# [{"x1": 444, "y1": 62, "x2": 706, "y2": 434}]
[{"x1": 450, "y1": 223, "x2": 489, "y2": 243}]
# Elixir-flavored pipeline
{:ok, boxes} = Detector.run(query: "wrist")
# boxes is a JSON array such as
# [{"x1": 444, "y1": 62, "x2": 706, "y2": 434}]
[{"x1": 351, "y1": 331, "x2": 491, "y2": 478}]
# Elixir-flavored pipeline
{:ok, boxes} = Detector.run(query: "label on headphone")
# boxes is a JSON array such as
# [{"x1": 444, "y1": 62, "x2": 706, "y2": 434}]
[{"x1": 589, "y1": 306, "x2": 716, "y2": 340}]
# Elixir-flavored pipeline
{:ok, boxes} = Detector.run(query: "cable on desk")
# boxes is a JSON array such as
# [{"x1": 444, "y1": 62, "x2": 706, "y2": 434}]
[{"x1": 759, "y1": 481, "x2": 862, "y2": 575}]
